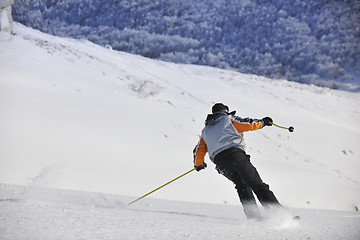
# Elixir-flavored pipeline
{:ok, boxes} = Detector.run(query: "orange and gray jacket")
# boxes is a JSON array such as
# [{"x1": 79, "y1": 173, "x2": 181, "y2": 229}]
[{"x1": 193, "y1": 113, "x2": 264, "y2": 167}]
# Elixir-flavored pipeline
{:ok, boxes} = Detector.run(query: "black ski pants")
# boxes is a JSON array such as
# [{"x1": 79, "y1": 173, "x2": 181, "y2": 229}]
[{"x1": 214, "y1": 148, "x2": 281, "y2": 219}]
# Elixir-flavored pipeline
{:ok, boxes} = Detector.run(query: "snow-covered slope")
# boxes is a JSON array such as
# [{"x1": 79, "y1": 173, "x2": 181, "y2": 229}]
[
  {"x1": 1, "y1": 23, "x2": 360, "y2": 217},
  {"x1": 1, "y1": 184, "x2": 360, "y2": 240}
]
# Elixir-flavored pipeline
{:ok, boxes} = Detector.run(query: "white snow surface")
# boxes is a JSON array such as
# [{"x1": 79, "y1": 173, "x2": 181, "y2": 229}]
[
  {"x1": 0, "y1": 23, "x2": 360, "y2": 239},
  {"x1": 1, "y1": 184, "x2": 360, "y2": 240}
]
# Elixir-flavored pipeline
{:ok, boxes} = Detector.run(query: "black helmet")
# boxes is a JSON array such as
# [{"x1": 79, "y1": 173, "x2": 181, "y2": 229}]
[
  {"x1": 212, "y1": 103, "x2": 229, "y2": 113},
  {"x1": 211, "y1": 103, "x2": 236, "y2": 115}
]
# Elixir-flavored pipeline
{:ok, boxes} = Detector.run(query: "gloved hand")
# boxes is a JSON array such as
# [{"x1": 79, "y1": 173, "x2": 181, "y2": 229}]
[
  {"x1": 262, "y1": 117, "x2": 273, "y2": 126},
  {"x1": 195, "y1": 162, "x2": 207, "y2": 172}
]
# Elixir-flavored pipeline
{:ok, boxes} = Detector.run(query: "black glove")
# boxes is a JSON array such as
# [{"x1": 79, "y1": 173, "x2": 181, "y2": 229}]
[
  {"x1": 262, "y1": 117, "x2": 273, "y2": 126},
  {"x1": 195, "y1": 162, "x2": 207, "y2": 172}
]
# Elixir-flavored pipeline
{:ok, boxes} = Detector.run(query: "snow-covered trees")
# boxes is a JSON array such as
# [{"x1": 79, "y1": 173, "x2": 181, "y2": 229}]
[
  {"x1": 13, "y1": 0, "x2": 360, "y2": 90},
  {"x1": 0, "y1": 0, "x2": 14, "y2": 33}
]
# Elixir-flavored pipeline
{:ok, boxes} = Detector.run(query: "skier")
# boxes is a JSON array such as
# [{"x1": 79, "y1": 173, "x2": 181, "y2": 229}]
[{"x1": 193, "y1": 103, "x2": 282, "y2": 220}]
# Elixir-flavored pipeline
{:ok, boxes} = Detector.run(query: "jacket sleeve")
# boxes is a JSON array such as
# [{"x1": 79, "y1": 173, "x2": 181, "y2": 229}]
[
  {"x1": 231, "y1": 116, "x2": 263, "y2": 133},
  {"x1": 193, "y1": 137, "x2": 208, "y2": 167}
]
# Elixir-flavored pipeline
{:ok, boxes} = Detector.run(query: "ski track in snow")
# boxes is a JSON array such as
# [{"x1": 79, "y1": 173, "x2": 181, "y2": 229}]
[{"x1": 1, "y1": 184, "x2": 360, "y2": 240}]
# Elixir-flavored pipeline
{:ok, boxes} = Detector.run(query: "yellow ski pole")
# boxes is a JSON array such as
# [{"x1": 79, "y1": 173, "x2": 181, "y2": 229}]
[
  {"x1": 128, "y1": 168, "x2": 196, "y2": 206},
  {"x1": 271, "y1": 122, "x2": 294, "y2": 132}
]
